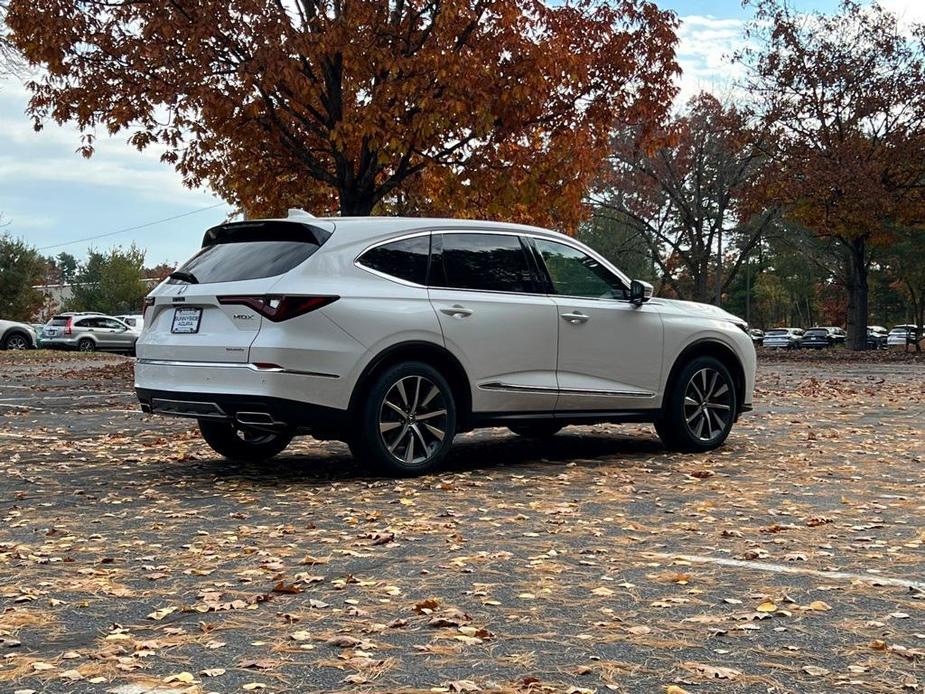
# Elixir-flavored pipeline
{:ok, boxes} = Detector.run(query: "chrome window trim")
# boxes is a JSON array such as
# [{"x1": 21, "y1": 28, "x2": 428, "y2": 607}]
[
  {"x1": 480, "y1": 381, "x2": 655, "y2": 398},
  {"x1": 352, "y1": 227, "x2": 634, "y2": 298},
  {"x1": 136, "y1": 358, "x2": 339, "y2": 379}
]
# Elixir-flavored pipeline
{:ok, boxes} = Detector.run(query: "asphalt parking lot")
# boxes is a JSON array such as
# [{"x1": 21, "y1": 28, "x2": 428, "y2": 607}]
[{"x1": 0, "y1": 350, "x2": 923, "y2": 693}]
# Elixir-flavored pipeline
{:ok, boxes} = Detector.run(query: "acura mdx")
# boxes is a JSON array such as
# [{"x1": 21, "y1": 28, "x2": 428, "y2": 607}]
[{"x1": 135, "y1": 213, "x2": 756, "y2": 474}]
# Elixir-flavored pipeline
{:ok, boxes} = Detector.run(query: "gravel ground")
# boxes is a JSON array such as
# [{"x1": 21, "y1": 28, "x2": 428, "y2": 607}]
[{"x1": 0, "y1": 350, "x2": 923, "y2": 694}]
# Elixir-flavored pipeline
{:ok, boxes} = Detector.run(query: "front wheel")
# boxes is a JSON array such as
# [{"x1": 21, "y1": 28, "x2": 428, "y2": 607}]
[
  {"x1": 2, "y1": 333, "x2": 30, "y2": 350},
  {"x1": 655, "y1": 356, "x2": 737, "y2": 453},
  {"x1": 349, "y1": 361, "x2": 456, "y2": 476},
  {"x1": 198, "y1": 420, "x2": 293, "y2": 462}
]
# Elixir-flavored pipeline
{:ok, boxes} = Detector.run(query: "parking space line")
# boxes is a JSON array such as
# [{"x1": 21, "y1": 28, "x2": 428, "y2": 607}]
[
  {"x1": 0, "y1": 403, "x2": 42, "y2": 411},
  {"x1": 0, "y1": 394, "x2": 121, "y2": 403},
  {"x1": 646, "y1": 552, "x2": 925, "y2": 591}
]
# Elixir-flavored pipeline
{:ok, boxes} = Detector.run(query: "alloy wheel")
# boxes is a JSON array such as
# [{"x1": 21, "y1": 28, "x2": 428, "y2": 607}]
[
  {"x1": 378, "y1": 375, "x2": 448, "y2": 466},
  {"x1": 683, "y1": 368, "x2": 733, "y2": 442},
  {"x1": 6, "y1": 335, "x2": 28, "y2": 350}
]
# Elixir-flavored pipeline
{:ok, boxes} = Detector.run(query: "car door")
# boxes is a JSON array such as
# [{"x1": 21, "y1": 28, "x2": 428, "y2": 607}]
[
  {"x1": 530, "y1": 237, "x2": 664, "y2": 412},
  {"x1": 428, "y1": 231, "x2": 559, "y2": 414},
  {"x1": 102, "y1": 318, "x2": 135, "y2": 349}
]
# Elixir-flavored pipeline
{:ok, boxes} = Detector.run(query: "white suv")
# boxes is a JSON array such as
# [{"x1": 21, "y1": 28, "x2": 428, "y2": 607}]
[{"x1": 135, "y1": 214, "x2": 756, "y2": 474}]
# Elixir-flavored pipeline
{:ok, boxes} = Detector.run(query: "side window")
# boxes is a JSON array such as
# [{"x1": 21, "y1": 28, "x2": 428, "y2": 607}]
[
  {"x1": 436, "y1": 233, "x2": 537, "y2": 294},
  {"x1": 533, "y1": 239, "x2": 627, "y2": 300},
  {"x1": 358, "y1": 235, "x2": 430, "y2": 285},
  {"x1": 100, "y1": 318, "x2": 125, "y2": 329}
]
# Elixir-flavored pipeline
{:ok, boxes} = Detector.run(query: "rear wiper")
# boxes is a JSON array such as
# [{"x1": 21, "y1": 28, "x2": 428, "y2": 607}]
[{"x1": 169, "y1": 271, "x2": 199, "y2": 284}]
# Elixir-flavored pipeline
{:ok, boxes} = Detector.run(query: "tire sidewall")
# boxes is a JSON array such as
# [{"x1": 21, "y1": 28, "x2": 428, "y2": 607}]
[
  {"x1": 662, "y1": 356, "x2": 737, "y2": 452},
  {"x1": 360, "y1": 361, "x2": 457, "y2": 475},
  {"x1": 198, "y1": 419, "x2": 293, "y2": 462},
  {"x1": 78, "y1": 338, "x2": 95, "y2": 352}
]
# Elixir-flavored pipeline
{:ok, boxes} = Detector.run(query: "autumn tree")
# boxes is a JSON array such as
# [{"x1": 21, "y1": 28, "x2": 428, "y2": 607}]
[
  {"x1": 8, "y1": 0, "x2": 679, "y2": 231},
  {"x1": 882, "y1": 228, "x2": 925, "y2": 350},
  {"x1": 0, "y1": 1, "x2": 24, "y2": 76},
  {"x1": 590, "y1": 92, "x2": 775, "y2": 304},
  {"x1": 740, "y1": 0, "x2": 925, "y2": 350}
]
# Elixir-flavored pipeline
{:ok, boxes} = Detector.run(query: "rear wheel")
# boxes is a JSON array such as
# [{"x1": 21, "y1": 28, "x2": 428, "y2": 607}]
[
  {"x1": 508, "y1": 422, "x2": 564, "y2": 439},
  {"x1": 349, "y1": 361, "x2": 456, "y2": 475},
  {"x1": 198, "y1": 420, "x2": 293, "y2": 462},
  {"x1": 655, "y1": 356, "x2": 737, "y2": 453},
  {"x1": 77, "y1": 338, "x2": 95, "y2": 353}
]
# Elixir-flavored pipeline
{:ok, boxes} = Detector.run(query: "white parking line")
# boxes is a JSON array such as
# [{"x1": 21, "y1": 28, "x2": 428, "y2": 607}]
[
  {"x1": 0, "y1": 403, "x2": 41, "y2": 411},
  {"x1": 645, "y1": 552, "x2": 925, "y2": 591},
  {"x1": 0, "y1": 394, "x2": 120, "y2": 403}
]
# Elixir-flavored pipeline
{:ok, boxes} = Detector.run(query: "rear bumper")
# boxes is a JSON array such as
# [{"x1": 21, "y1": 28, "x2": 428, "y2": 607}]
[{"x1": 136, "y1": 387, "x2": 348, "y2": 434}]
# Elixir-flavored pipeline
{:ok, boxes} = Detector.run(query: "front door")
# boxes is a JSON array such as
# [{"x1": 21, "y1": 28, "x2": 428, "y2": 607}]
[
  {"x1": 428, "y1": 232, "x2": 559, "y2": 413},
  {"x1": 530, "y1": 238, "x2": 664, "y2": 413}
]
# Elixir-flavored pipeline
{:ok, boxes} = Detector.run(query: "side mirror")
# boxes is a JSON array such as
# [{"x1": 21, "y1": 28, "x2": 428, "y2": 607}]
[{"x1": 629, "y1": 279, "x2": 653, "y2": 305}]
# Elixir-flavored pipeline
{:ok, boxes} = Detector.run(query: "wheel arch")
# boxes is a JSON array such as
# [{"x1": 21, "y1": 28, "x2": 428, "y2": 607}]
[
  {"x1": 348, "y1": 340, "x2": 473, "y2": 430},
  {"x1": 663, "y1": 339, "x2": 746, "y2": 417}
]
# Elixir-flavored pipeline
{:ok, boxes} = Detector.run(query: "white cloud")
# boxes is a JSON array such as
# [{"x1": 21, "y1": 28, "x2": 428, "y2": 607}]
[
  {"x1": 880, "y1": 0, "x2": 925, "y2": 25},
  {"x1": 674, "y1": 15, "x2": 748, "y2": 106}
]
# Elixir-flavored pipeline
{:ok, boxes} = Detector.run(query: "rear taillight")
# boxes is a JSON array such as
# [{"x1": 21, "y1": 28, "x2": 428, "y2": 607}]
[
  {"x1": 217, "y1": 295, "x2": 338, "y2": 322},
  {"x1": 64, "y1": 317, "x2": 73, "y2": 335},
  {"x1": 142, "y1": 296, "x2": 155, "y2": 321}
]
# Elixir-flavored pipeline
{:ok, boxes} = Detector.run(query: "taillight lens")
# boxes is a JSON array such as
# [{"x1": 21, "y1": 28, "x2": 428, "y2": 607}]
[
  {"x1": 218, "y1": 295, "x2": 338, "y2": 322},
  {"x1": 65, "y1": 317, "x2": 73, "y2": 335},
  {"x1": 142, "y1": 296, "x2": 155, "y2": 321}
]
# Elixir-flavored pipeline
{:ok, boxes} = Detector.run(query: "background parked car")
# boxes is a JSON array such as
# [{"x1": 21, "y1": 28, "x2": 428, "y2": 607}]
[
  {"x1": 867, "y1": 325, "x2": 889, "y2": 349},
  {"x1": 763, "y1": 327, "x2": 804, "y2": 349},
  {"x1": 42, "y1": 313, "x2": 139, "y2": 354},
  {"x1": 114, "y1": 314, "x2": 145, "y2": 331},
  {"x1": 749, "y1": 328, "x2": 765, "y2": 345},
  {"x1": 802, "y1": 326, "x2": 845, "y2": 349},
  {"x1": 0, "y1": 319, "x2": 37, "y2": 350},
  {"x1": 887, "y1": 324, "x2": 922, "y2": 347}
]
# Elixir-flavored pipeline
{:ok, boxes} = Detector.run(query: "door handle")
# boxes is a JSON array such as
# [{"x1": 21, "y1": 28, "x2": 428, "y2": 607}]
[
  {"x1": 561, "y1": 312, "x2": 590, "y2": 324},
  {"x1": 440, "y1": 305, "x2": 473, "y2": 319}
]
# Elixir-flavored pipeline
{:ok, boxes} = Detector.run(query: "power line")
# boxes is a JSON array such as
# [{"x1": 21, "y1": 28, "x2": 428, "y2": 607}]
[{"x1": 37, "y1": 201, "x2": 229, "y2": 251}]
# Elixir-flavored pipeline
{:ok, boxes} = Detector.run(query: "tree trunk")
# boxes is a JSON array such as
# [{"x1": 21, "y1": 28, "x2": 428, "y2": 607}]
[
  {"x1": 845, "y1": 237, "x2": 869, "y2": 351},
  {"x1": 339, "y1": 186, "x2": 376, "y2": 216}
]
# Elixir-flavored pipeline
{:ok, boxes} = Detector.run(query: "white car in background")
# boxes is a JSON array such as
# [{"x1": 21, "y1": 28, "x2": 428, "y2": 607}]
[
  {"x1": 114, "y1": 314, "x2": 145, "y2": 331},
  {"x1": 0, "y1": 319, "x2": 37, "y2": 350},
  {"x1": 887, "y1": 324, "x2": 922, "y2": 347},
  {"x1": 135, "y1": 214, "x2": 756, "y2": 474}
]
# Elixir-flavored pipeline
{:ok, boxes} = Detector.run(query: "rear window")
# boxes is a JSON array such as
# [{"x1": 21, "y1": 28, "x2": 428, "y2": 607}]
[
  {"x1": 804, "y1": 329, "x2": 828, "y2": 337},
  {"x1": 766, "y1": 329, "x2": 788, "y2": 335},
  {"x1": 433, "y1": 233, "x2": 538, "y2": 294},
  {"x1": 49, "y1": 316, "x2": 69, "y2": 326},
  {"x1": 168, "y1": 221, "x2": 331, "y2": 284}
]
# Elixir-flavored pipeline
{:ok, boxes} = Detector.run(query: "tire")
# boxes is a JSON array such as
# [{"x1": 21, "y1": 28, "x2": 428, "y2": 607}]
[
  {"x1": 655, "y1": 356, "x2": 737, "y2": 453},
  {"x1": 508, "y1": 422, "x2": 564, "y2": 439},
  {"x1": 2, "y1": 332, "x2": 30, "y2": 350},
  {"x1": 77, "y1": 338, "x2": 96, "y2": 352},
  {"x1": 198, "y1": 419, "x2": 293, "y2": 462},
  {"x1": 349, "y1": 361, "x2": 456, "y2": 476}
]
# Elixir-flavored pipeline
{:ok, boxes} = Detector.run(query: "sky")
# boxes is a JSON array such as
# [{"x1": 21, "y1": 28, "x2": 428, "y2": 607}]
[{"x1": 0, "y1": 0, "x2": 922, "y2": 267}]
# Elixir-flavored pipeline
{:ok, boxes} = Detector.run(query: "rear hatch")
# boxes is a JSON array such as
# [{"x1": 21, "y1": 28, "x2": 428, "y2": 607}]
[{"x1": 140, "y1": 220, "x2": 334, "y2": 363}]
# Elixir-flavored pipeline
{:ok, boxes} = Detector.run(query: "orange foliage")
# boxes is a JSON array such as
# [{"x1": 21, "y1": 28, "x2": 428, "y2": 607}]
[{"x1": 8, "y1": 0, "x2": 679, "y2": 231}]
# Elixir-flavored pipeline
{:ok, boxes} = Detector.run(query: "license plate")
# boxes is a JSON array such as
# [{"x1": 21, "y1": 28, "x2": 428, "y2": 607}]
[{"x1": 171, "y1": 307, "x2": 202, "y2": 334}]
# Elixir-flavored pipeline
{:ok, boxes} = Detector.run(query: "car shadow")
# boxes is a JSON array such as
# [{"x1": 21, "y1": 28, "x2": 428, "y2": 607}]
[{"x1": 177, "y1": 427, "x2": 669, "y2": 486}]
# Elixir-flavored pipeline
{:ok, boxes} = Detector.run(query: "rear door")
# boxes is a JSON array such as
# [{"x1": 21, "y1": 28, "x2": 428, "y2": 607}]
[
  {"x1": 428, "y1": 231, "x2": 559, "y2": 413},
  {"x1": 139, "y1": 220, "x2": 334, "y2": 363}
]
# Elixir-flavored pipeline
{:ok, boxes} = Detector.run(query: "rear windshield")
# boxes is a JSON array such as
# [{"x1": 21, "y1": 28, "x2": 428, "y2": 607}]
[
  {"x1": 168, "y1": 221, "x2": 331, "y2": 284},
  {"x1": 766, "y1": 329, "x2": 789, "y2": 335},
  {"x1": 49, "y1": 316, "x2": 69, "y2": 326},
  {"x1": 804, "y1": 329, "x2": 828, "y2": 336}
]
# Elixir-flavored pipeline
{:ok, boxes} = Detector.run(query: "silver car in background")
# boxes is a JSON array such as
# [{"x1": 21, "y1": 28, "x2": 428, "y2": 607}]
[
  {"x1": 762, "y1": 328, "x2": 804, "y2": 349},
  {"x1": 0, "y1": 319, "x2": 38, "y2": 350},
  {"x1": 43, "y1": 313, "x2": 139, "y2": 353}
]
